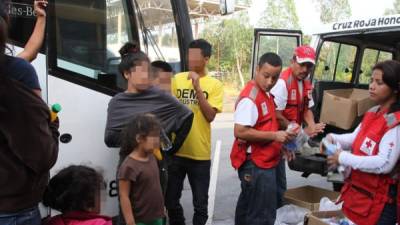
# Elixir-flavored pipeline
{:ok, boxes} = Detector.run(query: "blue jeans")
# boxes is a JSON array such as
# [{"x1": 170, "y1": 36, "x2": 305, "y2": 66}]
[
  {"x1": 165, "y1": 156, "x2": 211, "y2": 225},
  {"x1": 276, "y1": 158, "x2": 287, "y2": 208},
  {"x1": 235, "y1": 160, "x2": 277, "y2": 225},
  {"x1": 0, "y1": 206, "x2": 41, "y2": 225},
  {"x1": 376, "y1": 185, "x2": 397, "y2": 225}
]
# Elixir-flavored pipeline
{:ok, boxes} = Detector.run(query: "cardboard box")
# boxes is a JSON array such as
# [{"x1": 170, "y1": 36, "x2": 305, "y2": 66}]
[
  {"x1": 304, "y1": 210, "x2": 344, "y2": 225},
  {"x1": 320, "y1": 88, "x2": 376, "y2": 130},
  {"x1": 284, "y1": 185, "x2": 340, "y2": 211}
]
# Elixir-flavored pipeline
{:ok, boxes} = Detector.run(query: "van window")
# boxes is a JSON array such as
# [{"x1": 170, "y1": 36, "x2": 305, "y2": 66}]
[
  {"x1": 314, "y1": 41, "x2": 357, "y2": 83},
  {"x1": 257, "y1": 35, "x2": 298, "y2": 70},
  {"x1": 359, "y1": 48, "x2": 393, "y2": 84},
  {"x1": 49, "y1": 0, "x2": 133, "y2": 91}
]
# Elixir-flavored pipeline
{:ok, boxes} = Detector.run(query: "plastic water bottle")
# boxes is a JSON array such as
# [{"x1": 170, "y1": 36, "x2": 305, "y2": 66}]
[
  {"x1": 283, "y1": 122, "x2": 300, "y2": 151},
  {"x1": 160, "y1": 129, "x2": 172, "y2": 152},
  {"x1": 50, "y1": 103, "x2": 62, "y2": 122},
  {"x1": 322, "y1": 137, "x2": 339, "y2": 156}
]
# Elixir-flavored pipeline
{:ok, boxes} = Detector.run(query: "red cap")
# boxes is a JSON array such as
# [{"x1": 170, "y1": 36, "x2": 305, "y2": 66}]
[{"x1": 294, "y1": 45, "x2": 316, "y2": 64}]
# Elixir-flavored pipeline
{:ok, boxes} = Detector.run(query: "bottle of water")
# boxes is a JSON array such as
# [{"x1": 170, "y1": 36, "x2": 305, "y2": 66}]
[
  {"x1": 283, "y1": 122, "x2": 300, "y2": 152},
  {"x1": 160, "y1": 129, "x2": 172, "y2": 152}
]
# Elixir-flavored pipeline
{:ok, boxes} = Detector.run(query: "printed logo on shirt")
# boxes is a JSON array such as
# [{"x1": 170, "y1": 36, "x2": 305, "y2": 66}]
[
  {"x1": 261, "y1": 102, "x2": 268, "y2": 116},
  {"x1": 176, "y1": 89, "x2": 209, "y2": 105},
  {"x1": 360, "y1": 137, "x2": 376, "y2": 155},
  {"x1": 291, "y1": 89, "x2": 297, "y2": 101}
]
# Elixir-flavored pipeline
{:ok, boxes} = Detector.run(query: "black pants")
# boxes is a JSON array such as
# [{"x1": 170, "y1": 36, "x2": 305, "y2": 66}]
[{"x1": 165, "y1": 156, "x2": 211, "y2": 225}]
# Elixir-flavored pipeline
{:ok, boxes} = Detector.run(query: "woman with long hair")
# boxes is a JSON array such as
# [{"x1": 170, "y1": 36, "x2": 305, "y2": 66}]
[{"x1": 326, "y1": 60, "x2": 400, "y2": 225}]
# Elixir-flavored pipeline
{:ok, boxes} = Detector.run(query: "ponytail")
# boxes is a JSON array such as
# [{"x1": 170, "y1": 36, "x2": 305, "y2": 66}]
[{"x1": 118, "y1": 42, "x2": 150, "y2": 79}]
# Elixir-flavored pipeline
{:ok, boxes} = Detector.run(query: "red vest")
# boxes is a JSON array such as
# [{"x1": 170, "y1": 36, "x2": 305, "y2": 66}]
[
  {"x1": 280, "y1": 68, "x2": 312, "y2": 124},
  {"x1": 339, "y1": 106, "x2": 400, "y2": 225},
  {"x1": 230, "y1": 81, "x2": 282, "y2": 169}
]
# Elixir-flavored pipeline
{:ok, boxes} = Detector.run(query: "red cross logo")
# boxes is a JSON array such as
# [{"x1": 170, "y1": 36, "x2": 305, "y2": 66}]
[{"x1": 366, "y1": 140, "x2": 372, "y2": 149}]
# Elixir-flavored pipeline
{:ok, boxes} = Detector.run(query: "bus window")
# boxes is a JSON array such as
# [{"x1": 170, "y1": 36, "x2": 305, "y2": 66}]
[
  {"x1": 314, "y1": 41, "x2": 356, "y2": 83},
  {"x1": 359, "y1": 48, "x2": 393, "y2": 84},
  {"x1": 134, "y1": 0, "x2": 181, "y2": 72},
  {"x1": 7, "y1": 0, "x2": 37, "y2": 48},
  {"x1": 49, "y1": 0, "x2": 133, "y2": 92}
]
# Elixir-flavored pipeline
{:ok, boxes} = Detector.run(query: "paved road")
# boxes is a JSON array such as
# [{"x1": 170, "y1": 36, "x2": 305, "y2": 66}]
[{"x1": 177, "y1": 113, "x2": 332, "y2": 225}]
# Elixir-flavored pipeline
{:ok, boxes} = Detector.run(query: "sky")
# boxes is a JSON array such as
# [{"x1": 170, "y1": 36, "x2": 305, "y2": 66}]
[{"x1": 249, "y1": 0, "x2": 396, "y2": 34}]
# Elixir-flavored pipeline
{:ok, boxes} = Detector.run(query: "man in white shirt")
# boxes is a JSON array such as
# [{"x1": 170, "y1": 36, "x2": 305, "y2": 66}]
[{"x1": 270, "y1": 45, "x2": 325, "y2": 208}]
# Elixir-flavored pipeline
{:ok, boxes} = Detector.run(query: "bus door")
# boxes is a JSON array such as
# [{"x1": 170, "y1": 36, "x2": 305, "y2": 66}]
[
  {"x1": 8, "y1": 0, "x2": 48, "y2": 101},
  {"x1": 45, "y1": 0, "x2": 189, "y2": 216},
  {"x1": 250, "y1": 28, "x2": 302, "y2": 79}
]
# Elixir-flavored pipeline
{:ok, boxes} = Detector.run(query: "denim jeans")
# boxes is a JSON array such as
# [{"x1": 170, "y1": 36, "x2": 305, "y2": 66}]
[
  {"x1": 0, "y1": 206, "x2": 41, "y2": 225},
  {"x1": 376, "y1": 185, "x2": 397, "y2": 225},
  {"x1": 165, "y1": 156, "x2": 211, "y2": 225},
  {"x1": 276, "y1": 158, "x2": 287, "y2": 208},
  {"x1": 235, "y1": 160, "x2": 277, "y2": 225}
]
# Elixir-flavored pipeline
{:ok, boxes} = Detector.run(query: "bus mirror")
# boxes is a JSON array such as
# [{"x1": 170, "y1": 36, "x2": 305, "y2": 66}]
[{"x1": 220, "y1": 0, "x2": 235, "y2": 15}]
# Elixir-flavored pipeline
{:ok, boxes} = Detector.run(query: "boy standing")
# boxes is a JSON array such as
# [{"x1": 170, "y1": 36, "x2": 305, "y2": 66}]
[
  {"x1": 166, "y1": 39, "x2": 223, "y2": 225},
  {"x1": 231, "y1": 53, "x2": 294, "y2": 225}
]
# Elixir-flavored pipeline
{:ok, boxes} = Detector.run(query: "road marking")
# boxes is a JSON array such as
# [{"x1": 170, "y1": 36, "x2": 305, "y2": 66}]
[{"x1": 207, "y1": 140, "x2": 222, "y2": 225}]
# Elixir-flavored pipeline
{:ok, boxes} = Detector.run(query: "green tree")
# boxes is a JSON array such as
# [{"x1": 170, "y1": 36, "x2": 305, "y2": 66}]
[
  {"x1": 201, "y1": 13, "x2": 253, "y2": 88},
  {"x1": 313, "y1": 0, "x2": 351, "y2": 23},
  {"x1": 258, "y1": 0, "x2": 300, "y2": 29},
  {"x1": 385, "y1": 0, "x2": 400, "y2": 14}
]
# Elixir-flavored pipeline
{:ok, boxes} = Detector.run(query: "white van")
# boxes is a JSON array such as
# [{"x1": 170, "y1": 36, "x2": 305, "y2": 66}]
[{"x1": 250, "y1": 14, "x2": 400, "y2": 190}]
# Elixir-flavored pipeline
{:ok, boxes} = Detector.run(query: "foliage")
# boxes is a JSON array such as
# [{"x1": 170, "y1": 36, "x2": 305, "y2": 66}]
[
  {"x1": 200, "y1": 12, "x2": 253, "y2": 88},
  {"x1": 385, "y1": 0, "x2": 400, "y2": 15},
  {"x1": 257, "y1": 0, "x2": 300, "y2": 29},
  {"x1": 313, "y1": 0, "x2": 351, "y2": 23}
]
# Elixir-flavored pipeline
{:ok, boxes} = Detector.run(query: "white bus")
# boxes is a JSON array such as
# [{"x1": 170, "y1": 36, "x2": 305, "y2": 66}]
[{"x1": 7, "y1": 0, "x2": 241, "y2": 217}]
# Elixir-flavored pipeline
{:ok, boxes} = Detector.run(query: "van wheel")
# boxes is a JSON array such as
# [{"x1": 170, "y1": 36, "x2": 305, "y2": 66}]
[{"x1": 332, "y1": 182, "x2": 344, "y2": 192}]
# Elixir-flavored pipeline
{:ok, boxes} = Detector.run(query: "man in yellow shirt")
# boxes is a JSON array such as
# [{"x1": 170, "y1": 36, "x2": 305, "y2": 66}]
[{"x1": 166, "y1": 39, "x2": 223, "y2": 225}]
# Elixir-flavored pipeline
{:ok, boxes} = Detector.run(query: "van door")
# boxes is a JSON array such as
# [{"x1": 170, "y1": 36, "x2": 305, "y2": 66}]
[{"x1": 251, "y1": 28, "x2": 302, "y2": 79}]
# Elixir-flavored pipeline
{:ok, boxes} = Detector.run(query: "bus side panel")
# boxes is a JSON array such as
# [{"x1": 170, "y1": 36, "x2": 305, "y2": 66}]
[{"x1": 48, "y1": 75, "x2": 119, "y2": 216}]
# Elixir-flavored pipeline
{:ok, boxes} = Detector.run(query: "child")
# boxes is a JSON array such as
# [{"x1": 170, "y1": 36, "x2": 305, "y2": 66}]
[
  {"x1": 151, "y1": 60, "x2": 173, "y2": 93},
  {"x1": 118, "y1": 113, "x2": 165, "y2": 225},
  {"x1": 42, "y1": 165, "x2": 112, "y2": 225}
]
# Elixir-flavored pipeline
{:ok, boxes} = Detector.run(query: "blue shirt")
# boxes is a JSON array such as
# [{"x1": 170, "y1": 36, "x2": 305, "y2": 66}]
[{"x1": 1, "y1": 55, "x2": 40, "y2": 90}]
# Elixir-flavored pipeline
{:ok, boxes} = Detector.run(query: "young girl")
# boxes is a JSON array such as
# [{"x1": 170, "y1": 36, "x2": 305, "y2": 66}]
[
  {"x1": 325, "y1": 60, "x2": 400, "y2": 225},
  {"x1": 118, "y1": 113, "x2": 165, "y2": 225},
  {"x1": 42, "y1": 165, "x2": 112, "y2": 225}
]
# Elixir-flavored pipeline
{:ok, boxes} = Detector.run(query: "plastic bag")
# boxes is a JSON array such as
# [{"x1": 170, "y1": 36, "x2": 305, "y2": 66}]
[
  {"x1": 274, "y1": 204, "x2": 309, "y2": 225},
  {"x1": 319, "y1": 197, "x2": 342, "y2": 211}
]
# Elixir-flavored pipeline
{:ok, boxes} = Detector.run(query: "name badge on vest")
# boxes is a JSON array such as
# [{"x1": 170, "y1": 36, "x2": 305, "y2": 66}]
[
  {"x1": 360, "y1": 137, "x2": 376, "y2": 155},
  {"x1": 291, "y1": 89, "x2": 297, "y2": 101},
  {"x1": 261, "y1": 102, "x2": 268, "y2": 116}
]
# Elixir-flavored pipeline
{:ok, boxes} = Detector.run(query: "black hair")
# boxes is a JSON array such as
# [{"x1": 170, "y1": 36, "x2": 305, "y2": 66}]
[
  {"x1": 118, "y1": 42, "x2": 150, "y2": 79},
  {"x1": 258, "y1": 52, "x2": 282, "y2": 68},
  {"x1": 151, "y1": 60, "x2": 173, "y2": 73},
  {"x1": 43, "y1": 165, "x2": 103, "y2": 213},
  {"x1": 188, "y1": 39, "x2": 212, "y2": 58},
  {"x1": 0, "y1": 1, "x2": 8, "y2": 63},
  {"x1": 120, "y1": 113, "x2": 161, "y2": 158},
  {"x1": 372, "y1": 60, "x2": 400, "y2": 113}
]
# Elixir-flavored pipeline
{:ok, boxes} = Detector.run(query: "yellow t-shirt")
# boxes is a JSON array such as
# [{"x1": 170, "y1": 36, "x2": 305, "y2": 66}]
[{"x1": 172, "y1": 72, "x2": 224, "y2": 160}]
